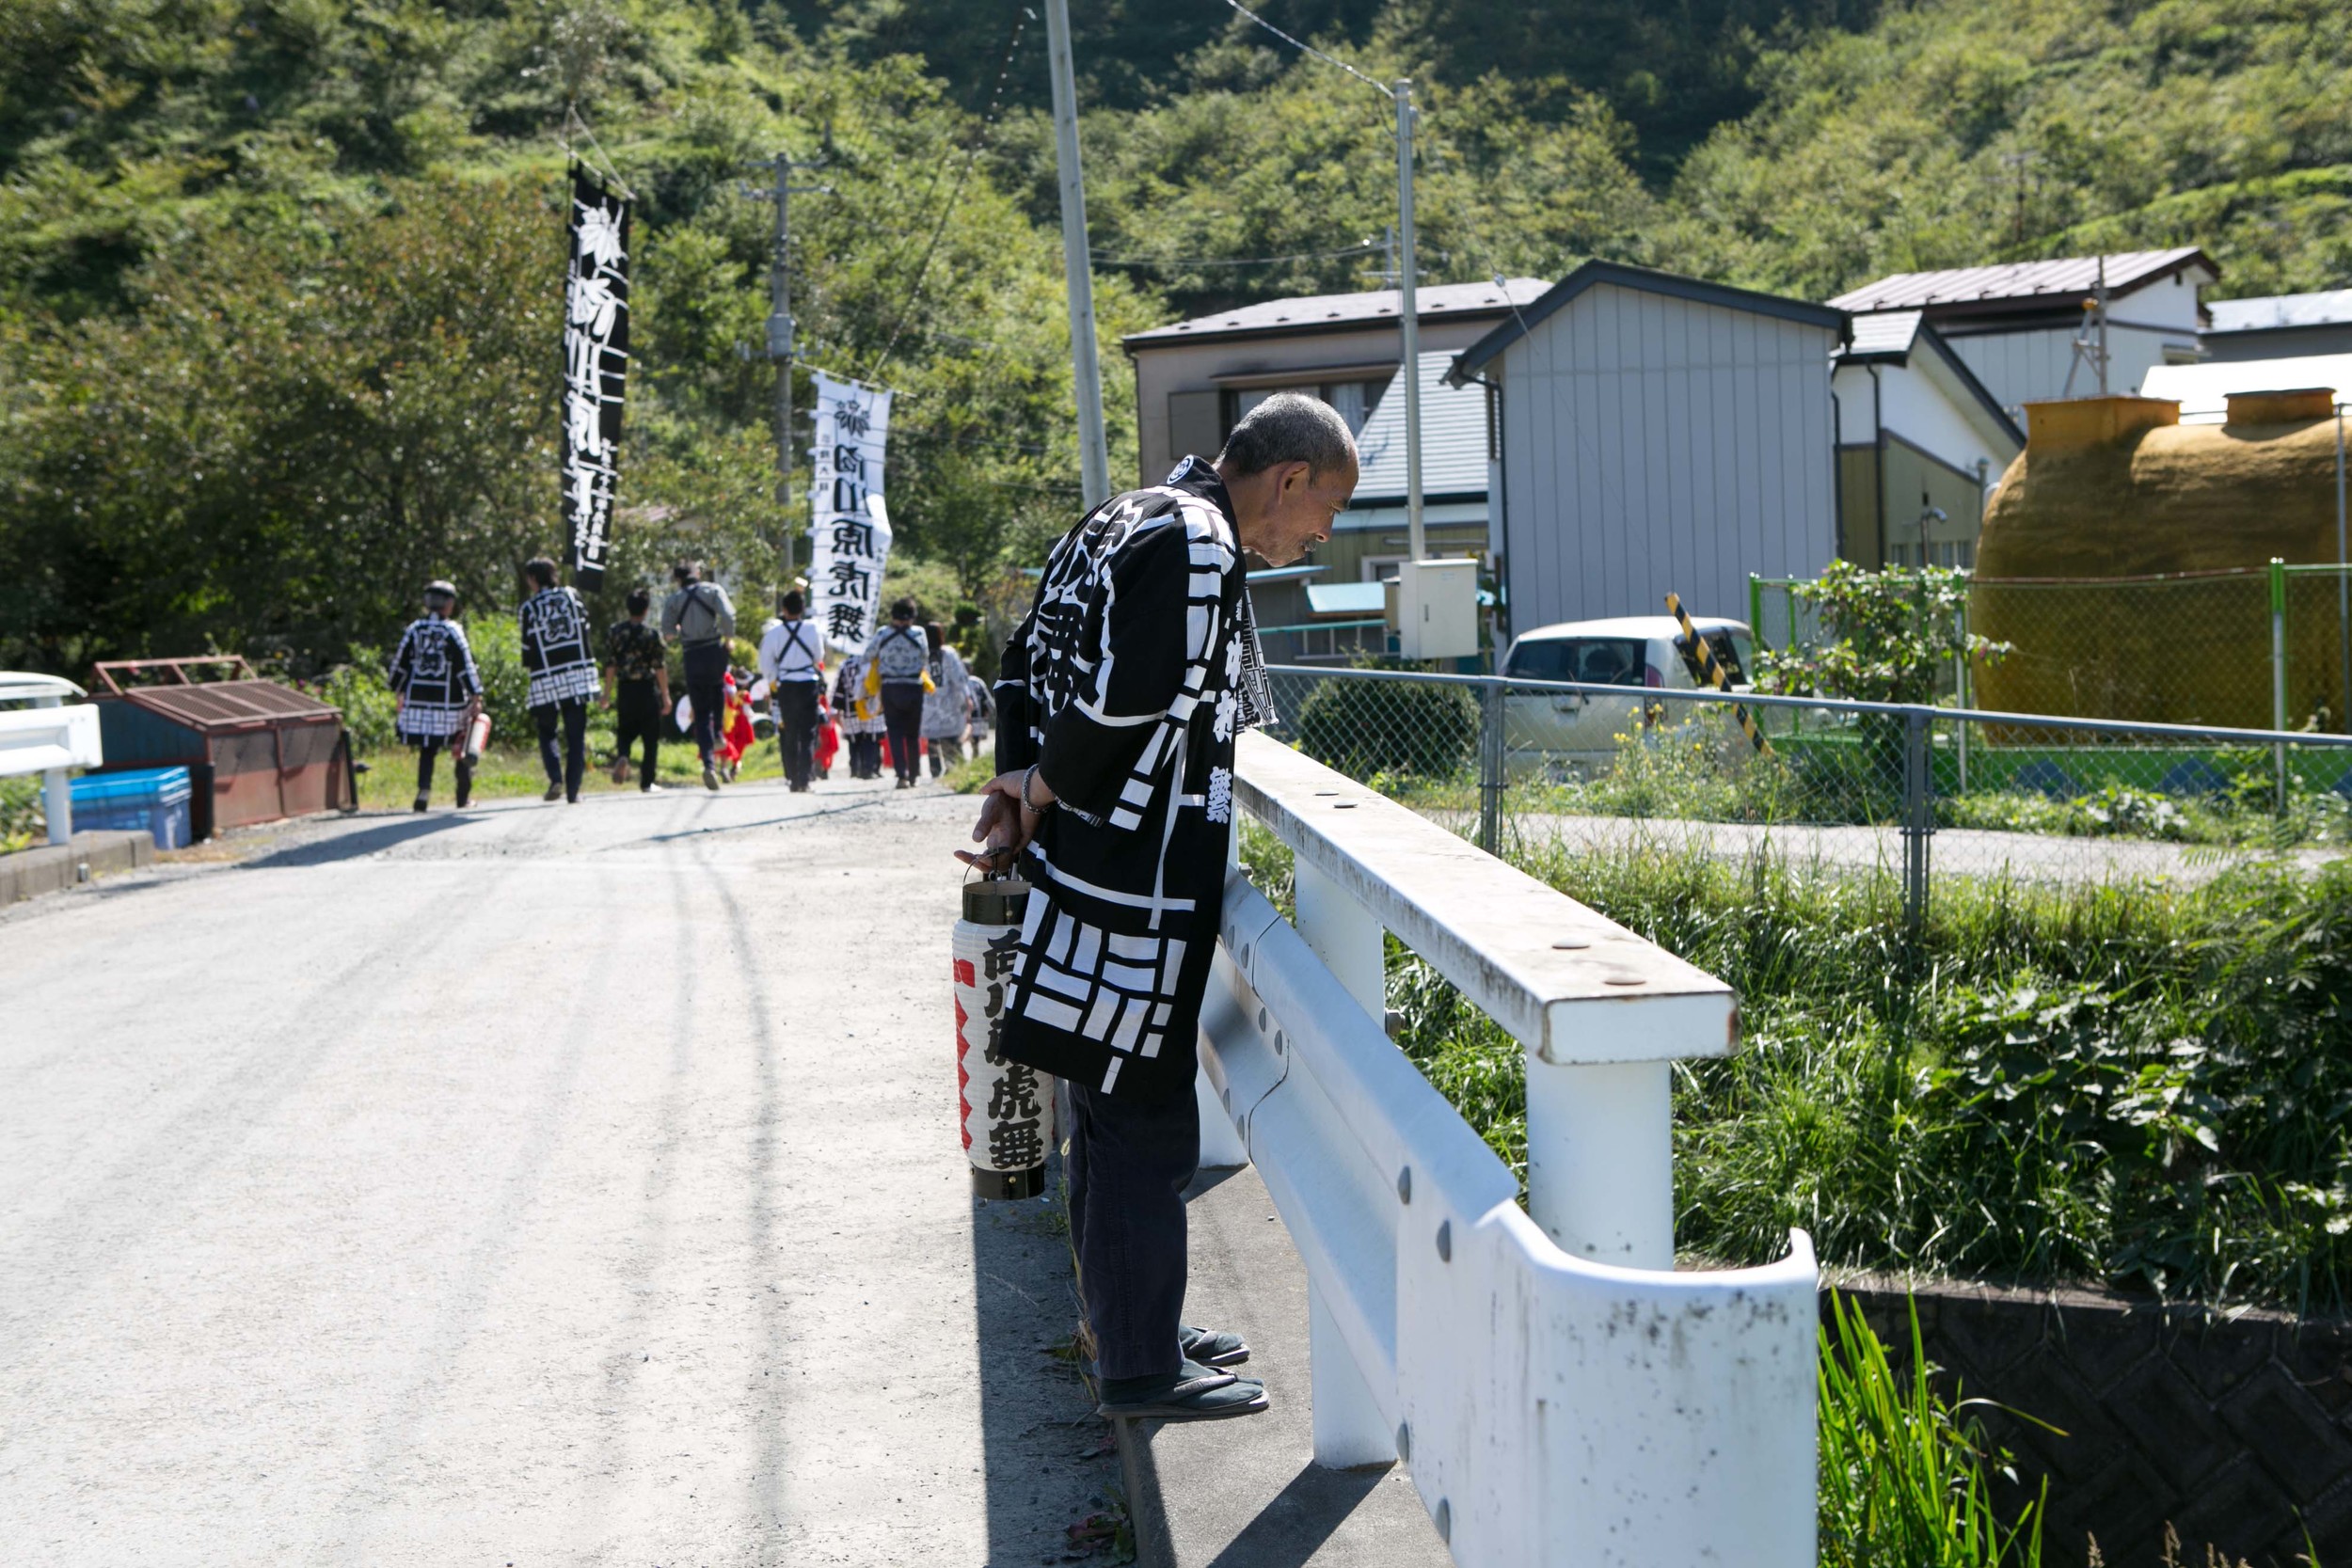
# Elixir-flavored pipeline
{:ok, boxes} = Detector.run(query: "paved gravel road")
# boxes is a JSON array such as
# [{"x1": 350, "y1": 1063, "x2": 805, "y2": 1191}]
[{"x1": 0, "y1": 778, "x2": 1108, "y2": 1566}]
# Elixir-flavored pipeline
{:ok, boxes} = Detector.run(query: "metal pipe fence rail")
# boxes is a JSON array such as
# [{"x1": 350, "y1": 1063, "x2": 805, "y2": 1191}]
[
  {"x1": 1201, "y1": 731, "x2": 1818, "y2": 1567},
  {"x1": 1260, "y1": 664, "x2": 2352, "y2": 925},
  {"x1": 0, "y1": 673, "x2": 101, "y2": 845}
]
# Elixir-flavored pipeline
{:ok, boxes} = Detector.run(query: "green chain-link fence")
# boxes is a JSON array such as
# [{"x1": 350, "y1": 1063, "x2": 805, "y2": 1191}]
[
  {"x1": 1751, "y1": 564, "x2": 2352, "y2": 736},
  {"x1": 1262, "y1": 664, "x2": 2352, "y2": 926}
]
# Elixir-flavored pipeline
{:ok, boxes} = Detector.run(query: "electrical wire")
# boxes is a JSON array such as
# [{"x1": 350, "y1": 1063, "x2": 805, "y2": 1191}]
[
  {"x1": 1090, "y1": 241, "x2": 1382, "y2": 269},
  {"x1": 861, "y1": 1, "x2": 1034, "y2": 383},
  {"x1": 1218, "y1": 0, "x2": 1393, "y2": 100}
]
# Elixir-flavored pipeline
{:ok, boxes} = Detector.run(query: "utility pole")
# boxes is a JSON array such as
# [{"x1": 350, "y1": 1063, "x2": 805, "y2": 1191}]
[
  {"x1": 746, "y1": 151, "x2": 829, "y2": 608},
  {"x1": 1394, "y1": 78, "x2": 1426, "y2": 562},
  {"x1": 1044, "y1": 0, "x2": 1111, "y2": 509},
  {"x1": 2093, "y1": 253, "x2": 2109, "y2": 396}
]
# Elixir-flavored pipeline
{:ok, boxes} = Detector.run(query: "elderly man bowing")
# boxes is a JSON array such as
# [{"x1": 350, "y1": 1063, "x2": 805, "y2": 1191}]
[{"x1": 962, "y1": 394, "x2": 1357, "y2": 1422}]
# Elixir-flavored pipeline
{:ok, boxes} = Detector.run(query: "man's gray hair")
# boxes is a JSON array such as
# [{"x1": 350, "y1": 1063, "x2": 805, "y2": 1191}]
[{"x1": 1216, "y1": 392, "x2": 1358, "y2": 480}]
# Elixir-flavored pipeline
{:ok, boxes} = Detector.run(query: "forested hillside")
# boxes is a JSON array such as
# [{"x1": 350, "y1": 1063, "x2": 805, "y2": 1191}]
[{"x1": 0, "y1": 0, "x2": 2344, "y2": 674}]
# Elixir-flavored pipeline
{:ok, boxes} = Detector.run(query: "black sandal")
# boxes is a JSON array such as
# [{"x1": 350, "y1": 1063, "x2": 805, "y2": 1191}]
[{"x1": 1096, "y1": 1359, "x2": 1270, "y2": 1423}]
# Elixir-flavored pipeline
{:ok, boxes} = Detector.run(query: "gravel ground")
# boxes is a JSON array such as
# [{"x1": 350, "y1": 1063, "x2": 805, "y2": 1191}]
[{"x1": 0, "y1": 776, "x2": 1112, "y2": 1566}]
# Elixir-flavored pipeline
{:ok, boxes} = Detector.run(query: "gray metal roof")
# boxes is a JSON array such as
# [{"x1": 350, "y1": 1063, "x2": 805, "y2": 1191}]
[
  {"x1": 2139, "y1": 354, "x2": 2352, "y2": 420},
  {"x1": 1350, "y1": 351, "x2": 1487, "y2": 502},
  {"x1": 1124, "y1": 277, "x2": 1550, "y2": 346},
  {"x1": 1448, "y1": 260, "x2": 1847, "y2": 383},
  {"x1": 2207, "y1": 288, "x2": 2352, "y2": 333},
  {"x1": 1827, "y1": 248, "x2": 2215, "y2": 312}
]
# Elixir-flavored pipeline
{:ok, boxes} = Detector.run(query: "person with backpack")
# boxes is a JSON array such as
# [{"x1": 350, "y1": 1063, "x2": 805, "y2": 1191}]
[
  {"x1": 660, "y1": 560, "x2": 736, "y2": 791},
  {"x1": 920, "y1": 621, "x2": 973, "y2": 776},
  {"x1": 756, "y1": 590, "x2": 826, "y2": 792},
  {"x1": 387, "y1": 579, "x2": 483, "y2": 814},
  {"x1": 517, "y1": 556, "x2": 599, "y2": 804},
  {"x1": 603, "y1": 586, "x2": 671, "y2": 791},
  {"x1": 862, "y1": 597, "x2": 931, "y2": 789}
]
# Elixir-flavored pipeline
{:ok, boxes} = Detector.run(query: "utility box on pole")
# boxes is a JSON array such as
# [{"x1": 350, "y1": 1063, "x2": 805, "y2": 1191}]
[{"x1": 1392, "y1": 558, "x2": 1479, "y2": 661}]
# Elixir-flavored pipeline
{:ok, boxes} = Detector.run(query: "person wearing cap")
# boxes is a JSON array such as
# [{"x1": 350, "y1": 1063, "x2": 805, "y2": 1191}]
[
  {"x1": 387, "y1": 579, "x2": 484, "y2": 813},
  {"x1": 660, "y1": 559, "x2": 736, "y2": 791},
  {"x1": 961, "y1": 393, "x2": 1360, "y2": 1423},
  {"x1": 517, "y1": 556, "x2": 599, "y2": 804},
  {"x1": 756, "y1": 589, "x2": 826, "y2": 792}
]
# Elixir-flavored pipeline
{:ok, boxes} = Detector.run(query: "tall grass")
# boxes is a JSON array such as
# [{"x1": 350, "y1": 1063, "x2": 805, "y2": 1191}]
[
  {"x1": 1820, "y1": 1291, "x2": 2045, "y2": 1568},
  {"x1": 1359, "y1": 824, "x2": 2352, "y2": 1310}
]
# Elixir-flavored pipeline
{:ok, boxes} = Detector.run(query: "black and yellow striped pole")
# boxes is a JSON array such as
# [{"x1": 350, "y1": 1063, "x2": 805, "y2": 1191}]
[{"x1": 1665, "y1": 593, "x2": 1772, "y2": 757}]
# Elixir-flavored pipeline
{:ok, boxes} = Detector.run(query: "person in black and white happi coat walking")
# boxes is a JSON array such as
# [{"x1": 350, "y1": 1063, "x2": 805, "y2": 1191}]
[
  {"x1": 961, "y1": 393, "x2": 1359, "y2": 1424},
  {"x1": 518, "y1": 556, "x2": 601, "y2": 804},
  {"x1": 863, "y1": 598, "x2": 931, "y2": 788},
  {"x1": 388, "y1": 579, "x2": 485, "y2": 814}
]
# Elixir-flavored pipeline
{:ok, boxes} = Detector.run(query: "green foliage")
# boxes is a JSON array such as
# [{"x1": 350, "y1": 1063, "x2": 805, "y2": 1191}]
[
  {"x1": 1758, "y1": 562, "x2": 2006, "y2": 707},
  {"x1": 317, "y1": 648, "x2": 401, "y2": 753},
  {"x1": 1391, "y1": 835, "x2": 2352, "y2": 1312},
  {"x1": 464, "y1": 614, "x2": 536, "y2": 743},
  {"x1": 1819, "y1": 1292, "x2": 2046, "y2": 1568},
  {"x1": 1293, "y1": 672, "x2": 1479, "y2": 781}
]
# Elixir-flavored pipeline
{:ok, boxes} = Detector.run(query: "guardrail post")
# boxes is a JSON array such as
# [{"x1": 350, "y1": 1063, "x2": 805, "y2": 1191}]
[
  {"x1": 1902, "y1": 708, "x2": 1931, "y2": 930},
  {"x1": 1290, "y1": 853, "x2": 1398, "y2": 1468},
  {"x1": 35, "y1": 690, "x2": 72, "y2": 846},
  {"x1": 2273, "y1": 556, "x2": 2290, "y2": 807},
  {"x1": 1523, "y1": 1056, "x2": 1674, "y2": 1268},
  {"x1": 1478, "y1": 676, "x2": 1503, "y2": 857}
]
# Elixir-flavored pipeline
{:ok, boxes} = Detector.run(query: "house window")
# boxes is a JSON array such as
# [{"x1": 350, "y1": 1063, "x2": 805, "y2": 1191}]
[{"x1": 1227, "y1": 377, "x2": 1390, "y2": 436}]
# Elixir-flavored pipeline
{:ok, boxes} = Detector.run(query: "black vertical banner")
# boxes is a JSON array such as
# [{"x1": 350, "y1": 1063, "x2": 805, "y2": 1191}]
[{"x1": 562, "y1": 166, "x2": 630, "y2": 591}]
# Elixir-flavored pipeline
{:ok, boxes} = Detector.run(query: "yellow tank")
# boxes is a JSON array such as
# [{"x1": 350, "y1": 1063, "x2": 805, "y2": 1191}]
[{"x1": 1970, "y1": 390, "x2": 2348, "y2": 727}]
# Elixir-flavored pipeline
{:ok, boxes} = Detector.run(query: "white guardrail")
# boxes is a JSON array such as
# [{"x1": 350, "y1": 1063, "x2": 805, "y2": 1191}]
[
  {"x1": 1199, "y1": 730, "x2": 1817, "y2": 1567},
  {"x1": 0, "y1": 673, "x2": 102, "y2": 846}
]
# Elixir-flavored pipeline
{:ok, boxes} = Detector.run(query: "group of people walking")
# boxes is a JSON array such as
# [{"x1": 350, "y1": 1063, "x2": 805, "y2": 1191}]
[{"x1": 386, "y1": 562, "x2": 988, "y2": 809}]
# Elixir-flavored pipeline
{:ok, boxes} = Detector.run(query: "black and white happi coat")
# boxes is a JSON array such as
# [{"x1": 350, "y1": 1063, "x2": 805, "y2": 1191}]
[
  {"x1": 994, "y1": 458, "x2": 1270, "y2": 1103},
  {"x1": 388, "y1": 614, "x2": 484, "y2": 743},
  {"x1": 519, "y1": 585, "x2": 600, "y2": 708}
]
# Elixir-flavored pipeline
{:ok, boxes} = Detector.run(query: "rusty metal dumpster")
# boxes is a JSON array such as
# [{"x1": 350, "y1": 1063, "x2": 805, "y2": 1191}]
[{"x1": 90, "y1": 657, "x2": 353, "y2": 839}]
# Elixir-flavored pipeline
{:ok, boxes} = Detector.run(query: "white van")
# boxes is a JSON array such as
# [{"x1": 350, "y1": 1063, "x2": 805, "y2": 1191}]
[{"x1": 1500, "y1": 615, "x2": 1758, "y2": 778}]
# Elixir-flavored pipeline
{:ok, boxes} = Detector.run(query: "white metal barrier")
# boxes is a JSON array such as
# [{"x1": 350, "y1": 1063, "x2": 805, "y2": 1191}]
[
  {"x1": 1199, "y1": 731, "x2": 1817, "y2": 1567},
  {"x1": 0, "y1": 673, "x2": 102, "y2": 846}
]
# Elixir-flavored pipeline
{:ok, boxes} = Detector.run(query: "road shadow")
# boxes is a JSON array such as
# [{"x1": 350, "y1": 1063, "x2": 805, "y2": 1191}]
[
  {"x1": 972, "y1": 1156, "x2": 1114, "y2": 1568},
  {"x1": 235, "y1": 814, "x2": 469, "y2": 870}
]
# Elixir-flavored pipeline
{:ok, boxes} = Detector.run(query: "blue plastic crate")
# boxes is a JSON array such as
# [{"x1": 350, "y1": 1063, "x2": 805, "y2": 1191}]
[{"x1": 70, "y1": 767, "x2": 194, "y2": 849}]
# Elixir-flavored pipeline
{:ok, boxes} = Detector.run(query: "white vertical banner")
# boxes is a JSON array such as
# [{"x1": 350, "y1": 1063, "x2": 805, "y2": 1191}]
[{"x1": 807, "y1": 373, "x2": 894, "y2": 653}]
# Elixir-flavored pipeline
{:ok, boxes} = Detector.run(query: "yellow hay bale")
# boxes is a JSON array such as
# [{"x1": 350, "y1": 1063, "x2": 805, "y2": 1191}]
[{"x1": 1971, "y1": 395, "x2": 2348, "y2": 727}]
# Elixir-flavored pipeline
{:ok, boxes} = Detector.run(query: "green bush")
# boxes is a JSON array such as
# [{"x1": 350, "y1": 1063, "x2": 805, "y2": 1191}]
[
  {"x1": 463, "y1": 614, "x2": 534, "y2": 745},
  {"x1": 316, "y1": 647, "x2": 400, "y2": 752},
  {"x1": 1293, "y1": 675, "x2": 1479, "y2": 783}
]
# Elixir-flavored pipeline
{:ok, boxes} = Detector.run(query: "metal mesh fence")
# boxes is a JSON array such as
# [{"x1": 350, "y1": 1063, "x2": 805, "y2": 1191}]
[
  {"x1": 1754, "y1": 566, "x2": 2352, "y2": 736},
  {"x1": 1261, "y1": 664, "x2": 2352, "y2": 920}
]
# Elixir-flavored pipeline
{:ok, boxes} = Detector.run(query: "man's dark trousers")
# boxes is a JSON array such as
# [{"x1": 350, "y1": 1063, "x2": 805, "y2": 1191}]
[
  {"x1": 881, "y1": 682, "x2": 925, "y2": 784},
  {"x1": 682, "y1": 641, "x2": 728, "y2": 761},
  {"x1": 774, "y1": 680, "x2": 819, "y2": 789},
  {"x1": 1066, "y1": 1078, "x2": 1199, "y2": 1382},
  {"x1": 532, "y1": 697, "x2": 588, "y2": 800},
  {"x1": 614, "y1": 679, "x2": 662, "y2": 788}
]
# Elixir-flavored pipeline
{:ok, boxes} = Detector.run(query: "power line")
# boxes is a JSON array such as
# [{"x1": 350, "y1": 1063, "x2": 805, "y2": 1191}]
[
  {"x1": 863, "y1": 1, "x2": 1035, "y2": 383},
  {"x1": 1090, "y1": 241, "x2": 1381, "y2": 269},
  {"x1": 1218, "y1": 0, "x2": 1392, "y2": 100}
]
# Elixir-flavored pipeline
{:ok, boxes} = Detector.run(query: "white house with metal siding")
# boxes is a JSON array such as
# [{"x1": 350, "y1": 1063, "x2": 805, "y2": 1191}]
[
  {"x1": 1828, "y1": 249, "x2": 2217, "y2": 417},
  {"x1": 1449, "y1": 261, "x2": 1847, "y2": 636}
]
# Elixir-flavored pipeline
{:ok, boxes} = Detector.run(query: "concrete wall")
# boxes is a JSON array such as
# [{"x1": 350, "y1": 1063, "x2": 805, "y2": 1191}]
[{"x1": 1496, "y1": 281, "x2": 1839, "y2": 631}]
